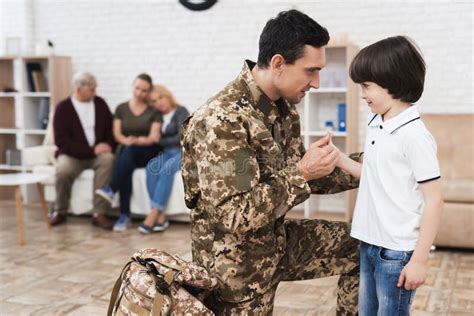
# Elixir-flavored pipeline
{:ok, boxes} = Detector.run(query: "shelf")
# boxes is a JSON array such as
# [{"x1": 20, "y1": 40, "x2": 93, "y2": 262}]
[
  {"x1": 309, "y1": 87, "x2": 347, "y2": 93},
  {"x1": 0, "y1": 55, "x2": 71, "y2": 202},
  {"x1": 0, "y1": 164, "x2": 25, "y2": 171},
  {"x1": 0, "y1": 128, "x2": 20, "y2": 134},
  {"x1": 303, "y1": 131, "x2": 347, "y2": 137},
  {"x1": 23, "y1": 92, "x2": 51, "y2": 97},
  {"x1": 298, "y1": 39, "x2": 359, "y2": 222},
  {"x1": 0, "y1": 92, "x2": 18, "y2": 97},
  {"x1": 24, "y1": 129, "x2": 47, "y2": 135}
]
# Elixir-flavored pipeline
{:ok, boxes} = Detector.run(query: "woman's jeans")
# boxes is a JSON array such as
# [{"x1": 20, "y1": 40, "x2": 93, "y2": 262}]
[
  {"x1": 146, "y1": 147, "x2": 181, "y2": 212},
  {"x1": 359, "y1": 241, "x2": 415, "y2": 316},
  {"x1": 110, "y1": 145, "x2": 160, "y2": 216}
]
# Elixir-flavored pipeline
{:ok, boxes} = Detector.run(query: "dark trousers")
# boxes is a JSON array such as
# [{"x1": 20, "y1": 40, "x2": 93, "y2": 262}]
[{"x1": 110, "y1": 145, "x2": 160, "y2": 216}]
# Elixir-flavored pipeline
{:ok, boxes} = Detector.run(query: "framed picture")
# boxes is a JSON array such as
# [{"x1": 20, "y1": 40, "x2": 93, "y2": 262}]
[{"x1": 6, "y1": 37, "x2": 21, "y2": 56}]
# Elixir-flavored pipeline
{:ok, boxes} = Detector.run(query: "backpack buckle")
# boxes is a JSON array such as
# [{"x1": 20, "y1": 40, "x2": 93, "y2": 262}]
[{"x1": 155, "y1": 274, "x2": 170, "y2": 294}]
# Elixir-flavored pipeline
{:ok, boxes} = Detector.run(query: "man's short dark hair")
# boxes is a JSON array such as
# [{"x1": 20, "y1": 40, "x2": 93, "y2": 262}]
[
  {"x1": 257, "y1": 9, "x2": 330, "y2": 68},
  {"x1": 349, "y1": 36, "x2": 426, "y2": 103}
]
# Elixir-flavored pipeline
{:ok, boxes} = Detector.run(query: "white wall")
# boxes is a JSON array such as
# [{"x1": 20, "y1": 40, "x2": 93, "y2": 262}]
[{"x1": 1, "y1": 0, "x2": 473, "y2": 144}]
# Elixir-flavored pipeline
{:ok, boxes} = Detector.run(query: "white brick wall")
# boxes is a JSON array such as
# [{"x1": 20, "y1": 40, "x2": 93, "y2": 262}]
[
  {"x1": 1, "y1": 0, "x2": 35, "y2": 55},
  {"x1": 1, "y1": 0, "x2": 473, "y2": 148}
]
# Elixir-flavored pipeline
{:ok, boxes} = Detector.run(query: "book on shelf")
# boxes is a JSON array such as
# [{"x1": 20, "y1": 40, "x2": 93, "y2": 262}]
[
  {"x1": 25, "y1": 62, "x2": 48, "y2": 92},
  {"x1": 32, "y1": 70, "x2": 47, "y2": 92},
  {"x1": 38, "y1": 97, "x2": 50, "y2": 129}
]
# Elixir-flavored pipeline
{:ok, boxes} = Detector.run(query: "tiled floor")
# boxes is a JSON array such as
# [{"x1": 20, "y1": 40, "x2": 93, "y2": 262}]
[{"x1": 0, "y1": 200, "x2": 473, "y2": 315}]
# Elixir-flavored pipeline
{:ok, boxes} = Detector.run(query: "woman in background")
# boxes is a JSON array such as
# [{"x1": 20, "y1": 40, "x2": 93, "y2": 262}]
[
  {"x1": 96, "y1": 74, "x2": 162, "y2": 231},
  {"x1": 138, "y1": 84, "x2": 189, "y2": 234}
]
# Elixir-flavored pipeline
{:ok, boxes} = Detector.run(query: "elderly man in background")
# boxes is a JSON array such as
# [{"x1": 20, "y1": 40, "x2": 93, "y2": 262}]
[{"x1": 49, "y1": 72, "x2": 115, "y2": 229}]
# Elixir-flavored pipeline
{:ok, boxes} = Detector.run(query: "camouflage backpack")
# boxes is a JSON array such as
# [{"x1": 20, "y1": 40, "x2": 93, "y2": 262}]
[{"x1": 107, "y1": 248, "x2": 218, "y2": 316}]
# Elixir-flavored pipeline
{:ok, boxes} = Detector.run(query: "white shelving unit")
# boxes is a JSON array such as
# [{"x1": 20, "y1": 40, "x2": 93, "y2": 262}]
[
  {"x1": 292, "y1": 39, "x2": 360, "y2": 222},
  {"x1": 0, "y1": 56, "x2": 72, "y2": 201}
]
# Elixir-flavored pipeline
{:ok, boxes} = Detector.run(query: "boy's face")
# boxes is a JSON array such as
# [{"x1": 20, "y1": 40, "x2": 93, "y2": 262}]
[
  {"x1": 275, "y1": 45, "x2": 326, "y2": 103},
  {"x1": 360, "y1": 82, "x2": 394, "y2": 115}
]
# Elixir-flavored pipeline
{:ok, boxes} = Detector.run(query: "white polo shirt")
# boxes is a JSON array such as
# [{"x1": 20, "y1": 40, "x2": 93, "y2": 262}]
[{"x1": 351, "y1": 106, "x2": 440, "y2": 251}]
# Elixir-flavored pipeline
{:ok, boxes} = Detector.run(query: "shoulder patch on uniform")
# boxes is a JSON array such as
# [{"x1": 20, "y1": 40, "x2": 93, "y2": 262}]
[{"x1": 234, "y1": 148, "x2": 253, "y2": 191}]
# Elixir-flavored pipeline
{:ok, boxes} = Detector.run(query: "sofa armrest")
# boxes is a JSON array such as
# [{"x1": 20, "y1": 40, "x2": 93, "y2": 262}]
[{"x1": 22, "y1": 145, "x2": 57, "y2": 166}]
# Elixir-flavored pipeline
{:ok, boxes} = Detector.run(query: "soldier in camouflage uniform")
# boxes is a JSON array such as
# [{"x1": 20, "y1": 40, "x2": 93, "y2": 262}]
[{"x1": 181, "y1": 10, "x2": 362, "y2": 315}]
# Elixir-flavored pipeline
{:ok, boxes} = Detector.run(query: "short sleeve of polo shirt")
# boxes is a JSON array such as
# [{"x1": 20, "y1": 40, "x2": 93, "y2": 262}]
[{"x1": 405, "y1": 132, "x2": 440, "y2": 183}]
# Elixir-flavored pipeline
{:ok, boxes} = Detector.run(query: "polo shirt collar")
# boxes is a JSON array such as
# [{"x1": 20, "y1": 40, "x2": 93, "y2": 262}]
[
  {"x1": 238, "y1": 60, "x2": 284, "y2": 123},
  {"x1": 368, "y1": 105, "x2": 421, "y2": 134}
]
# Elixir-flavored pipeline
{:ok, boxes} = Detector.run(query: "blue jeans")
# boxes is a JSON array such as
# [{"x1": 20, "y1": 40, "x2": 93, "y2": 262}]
[
  {"x1": 110, "y1": 145, "x2": 160, "y2": 216},
  {"x1": 146, "y1": 147, "x2": 181, "y2": 211},
  {"x1": 359, "y1": 241, "x2": 415, "y2": 316}
]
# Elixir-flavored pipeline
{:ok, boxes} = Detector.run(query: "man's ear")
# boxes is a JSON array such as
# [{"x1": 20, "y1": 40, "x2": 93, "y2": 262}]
[{"x1": 270, "y1": 54, "x2": 285, "y2": 75}]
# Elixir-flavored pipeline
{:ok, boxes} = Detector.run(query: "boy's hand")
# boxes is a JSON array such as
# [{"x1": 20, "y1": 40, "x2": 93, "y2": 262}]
[
  {"x1": 328, "y1": 134, "x2": 343, "y2": 164},
  {"x1": 397, "y1": 259, "x2": 427, "y2": 290}
]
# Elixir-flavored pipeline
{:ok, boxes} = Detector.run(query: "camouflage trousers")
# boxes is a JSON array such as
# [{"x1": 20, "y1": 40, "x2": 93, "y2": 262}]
[{"x1": 209, "y1": 219, "x2": 360, "y2": 316}]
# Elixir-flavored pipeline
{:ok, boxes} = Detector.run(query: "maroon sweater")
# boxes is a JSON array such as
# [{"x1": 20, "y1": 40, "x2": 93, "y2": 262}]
[{"x1": 53, "y1": 96, "x2": 115, "y2": 159}]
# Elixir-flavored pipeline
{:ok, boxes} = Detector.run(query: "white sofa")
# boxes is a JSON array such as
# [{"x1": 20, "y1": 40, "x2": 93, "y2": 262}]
[{"x1": 22, "y1": 145, "x2": 190, "y2": 221}]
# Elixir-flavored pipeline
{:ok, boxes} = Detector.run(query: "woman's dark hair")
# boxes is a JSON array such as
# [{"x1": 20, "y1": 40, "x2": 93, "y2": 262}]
[
  {"x1": 349, "y1": 36, "x2": 426, "y2": 103},
  {"x1": 135, "y1": 73, "x2": 153, "y2": 90},
  {"x1": 257, "y1": 9, "x2": 330, "y2": 68}
]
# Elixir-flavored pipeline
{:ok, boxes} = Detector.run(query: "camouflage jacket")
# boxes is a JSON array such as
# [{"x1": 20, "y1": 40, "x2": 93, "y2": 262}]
[{"x1": 181, "y1": 60, "x2": 361, "y2": 303}]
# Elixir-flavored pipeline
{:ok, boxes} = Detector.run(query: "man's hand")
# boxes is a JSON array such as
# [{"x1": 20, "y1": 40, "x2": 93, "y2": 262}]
[
  {"x1": 94, "y1": 142, "x2": 112, "y2": 155},
  {"x1": 298, "y1": 133, "x2": 339, "y2": 181},
  {"x1": 398, "y1": 259, "x2": 427, "y2": 290}
]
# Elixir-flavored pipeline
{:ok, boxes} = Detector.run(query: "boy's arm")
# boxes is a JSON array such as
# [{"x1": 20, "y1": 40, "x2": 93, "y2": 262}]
[
  {"x1": 336, "y1": 151, "x2": 363, "y2": 179},
  {"x1": 332, "y1": 133, "x2": 363, "y2": 179},
  {"x1": 398, "y1": 178, "x2": 444, "y2": 290}
]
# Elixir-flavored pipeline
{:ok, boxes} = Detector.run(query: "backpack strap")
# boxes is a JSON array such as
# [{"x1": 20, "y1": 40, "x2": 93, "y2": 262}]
[
  {"x1": 107, "y1": 261, "x2": 132, "y2": 316},
  {"x1": 151, "y1": 269, "x2": 178, "y2": 316},
  {"x1": 121, "y1": 296, "x2": 151, "y2": 316}
]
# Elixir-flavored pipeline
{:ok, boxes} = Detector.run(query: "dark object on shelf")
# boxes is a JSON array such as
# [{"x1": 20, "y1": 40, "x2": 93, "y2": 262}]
[
  {"x1": 38, "y1": 97, "x2": 50, "y2": 129},
  {"x1": 6, "y1": 149, "x2": 22, "y2": 166},
  {"x1": 25, "y1": 62, "x2": 48, "y2": 92},
  {"x1": 2, "y1": 87, "x2": 18, "y2": 93},
  {"x1": 338, "y1": 103, "x2": 346, "y2": 132},
  {"x1": 179, "y1": 0, "x2": 217, "y2": 11}
]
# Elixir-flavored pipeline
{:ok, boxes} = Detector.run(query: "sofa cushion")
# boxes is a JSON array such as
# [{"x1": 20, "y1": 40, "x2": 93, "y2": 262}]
[
  {"x1": 32, "y1": 165, "x2": 55, "y2": 184},
  {"x1": 435, "y1": 202, "x2": 474, "y2": 248},
  {"x1": 442, "y1": 179, "x2": 474, "y2": 203}
]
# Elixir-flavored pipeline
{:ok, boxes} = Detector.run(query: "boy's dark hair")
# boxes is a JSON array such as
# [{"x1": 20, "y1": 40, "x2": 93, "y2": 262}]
[
  {"x1": 135, "y1": 73, "x2": 153, "y2": 89},
  {"x1": 349, "y1": 36, "x2": 426, "y2": 103},
  {"x1": 257, "y1": 9, "x2": 330, "y2": 68}
]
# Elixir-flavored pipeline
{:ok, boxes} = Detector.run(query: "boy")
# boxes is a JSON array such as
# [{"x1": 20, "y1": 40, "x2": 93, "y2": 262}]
[{"x1": 335, "y1": 36, "x2": 444, "y2": 315}]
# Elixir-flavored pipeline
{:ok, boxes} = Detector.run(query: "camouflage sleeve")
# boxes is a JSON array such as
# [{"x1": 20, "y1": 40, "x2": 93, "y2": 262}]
[
  {"x1": 308, "y1": 152, "x2": 364, "y2": 194},
  {"x1": 192, "y1": 112, "x2": 310, "y2": 234}
]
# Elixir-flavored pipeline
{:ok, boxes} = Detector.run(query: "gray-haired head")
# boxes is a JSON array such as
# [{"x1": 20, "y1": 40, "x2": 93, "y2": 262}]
[{"x1": 72, "y1": 72, "x2": 97, "y2": 90}]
